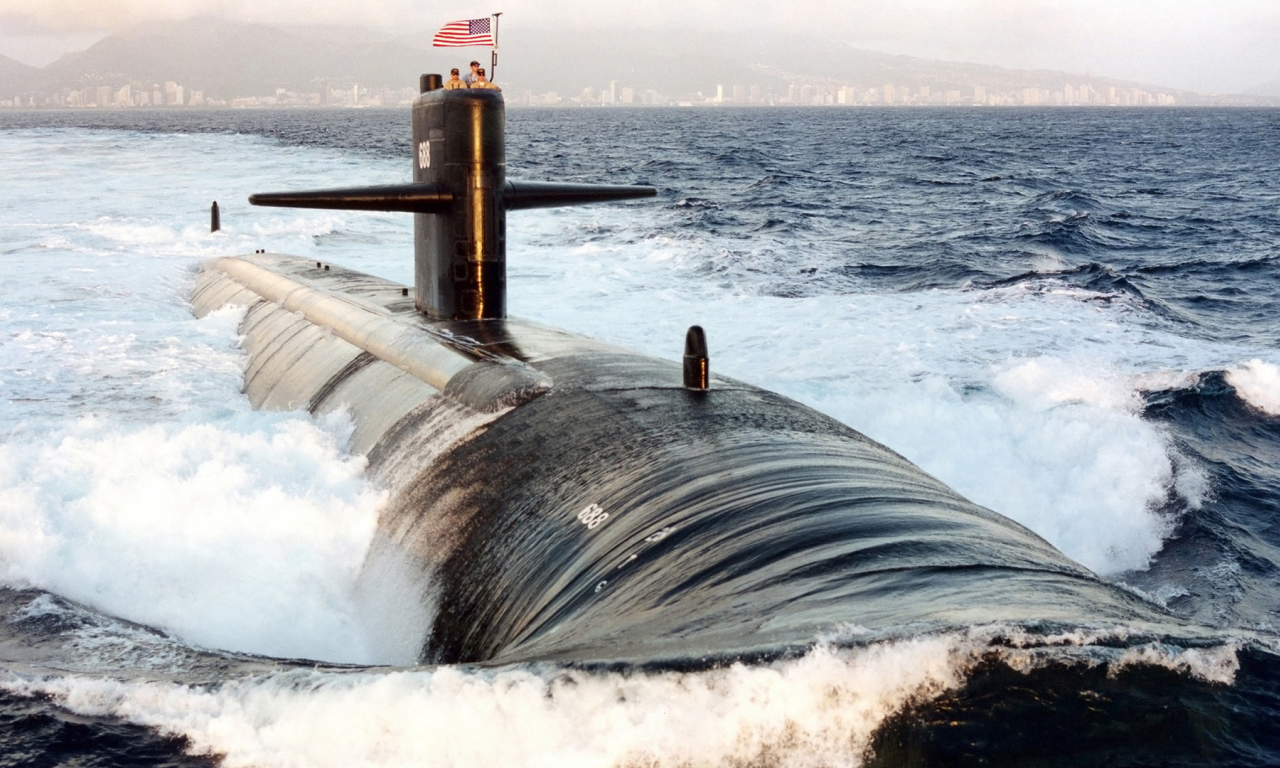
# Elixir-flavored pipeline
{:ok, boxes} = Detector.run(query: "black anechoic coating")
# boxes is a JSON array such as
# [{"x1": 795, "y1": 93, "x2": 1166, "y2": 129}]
[{"x1": 367, "y1": 352, "x2": 1170, "y2": 666}]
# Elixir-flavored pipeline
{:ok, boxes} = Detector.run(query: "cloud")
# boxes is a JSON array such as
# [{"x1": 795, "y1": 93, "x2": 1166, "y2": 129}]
[
  {"x1": 0, "y1": 0, "x2": 1277, "y2": 92},
  {"x1": 1, "y1": 0, "x2": 182, "y2": 33},
  {"x1": 0, "y1": 0, "x2": 430, "y2": 34}
]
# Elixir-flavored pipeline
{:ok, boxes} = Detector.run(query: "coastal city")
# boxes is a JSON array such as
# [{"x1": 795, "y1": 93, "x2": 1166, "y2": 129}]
[
  {"x1": 523, "y1": 80, "x2": 1180, "y2": 107},
  {"x1": 1, "y1": 78, "x2": 1184, "y2": 109}
]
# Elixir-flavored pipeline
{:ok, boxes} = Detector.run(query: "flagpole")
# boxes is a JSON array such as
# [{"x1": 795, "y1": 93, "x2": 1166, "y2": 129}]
[{"x1": 490, "y1": 12, "x2": 502, "y2": 83}]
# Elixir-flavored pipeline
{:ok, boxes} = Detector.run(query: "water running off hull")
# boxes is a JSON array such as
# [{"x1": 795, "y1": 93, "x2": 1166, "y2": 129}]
[{"x1": 193, "y1": 251, "x2": 1179, "y2": 666}]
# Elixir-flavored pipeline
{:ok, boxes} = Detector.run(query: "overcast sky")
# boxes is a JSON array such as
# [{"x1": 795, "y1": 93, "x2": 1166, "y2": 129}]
[{"x1": 1, "y1": 0, "x2": 1277, "y2": 93}]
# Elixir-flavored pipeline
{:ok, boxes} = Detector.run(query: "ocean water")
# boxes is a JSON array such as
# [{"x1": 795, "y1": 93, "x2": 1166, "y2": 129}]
[{"x1": 0, "y1": 106, "x2": 1279, "y2": 765}]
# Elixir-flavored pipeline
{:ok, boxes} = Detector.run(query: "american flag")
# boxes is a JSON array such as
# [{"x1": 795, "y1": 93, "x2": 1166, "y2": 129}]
[{"x1": 433, "y1": 17, "x2": 494, "y2": 47}]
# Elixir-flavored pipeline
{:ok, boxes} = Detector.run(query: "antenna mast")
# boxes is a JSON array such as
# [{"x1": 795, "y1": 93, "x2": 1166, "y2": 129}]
[{"x1": 490, "y1": 12, "x2": 502, "y2": 83}]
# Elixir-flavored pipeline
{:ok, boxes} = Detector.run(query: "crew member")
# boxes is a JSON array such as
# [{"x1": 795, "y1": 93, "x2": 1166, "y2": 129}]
[
  {"x1": 469, "y1": 68, "x2": 501, "y2": 91},
  {"x1": 463, "y1": 61, "x2": 481, "y2": 86},
  {"x1": 444, "y1": 68, "x2": 466, "y2": 90}
]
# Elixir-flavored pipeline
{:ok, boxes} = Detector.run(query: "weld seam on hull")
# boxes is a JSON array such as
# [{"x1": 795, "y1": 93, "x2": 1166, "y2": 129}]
[{"x1": 205, "y1": 256, "x2": 476, "y2": 390}]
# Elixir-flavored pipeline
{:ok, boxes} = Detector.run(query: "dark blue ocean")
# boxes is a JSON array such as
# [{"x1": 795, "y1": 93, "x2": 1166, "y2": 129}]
[{"x1": 0, "y1": 106, "x2": 1278, "y2": 766}]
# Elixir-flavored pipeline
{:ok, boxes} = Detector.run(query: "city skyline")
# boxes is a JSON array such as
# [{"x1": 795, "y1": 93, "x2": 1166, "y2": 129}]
[
  {"x1": 0, "y1": 77, "x2": 1203, "y2": 110},
  {"x1": 2, "y1": 17, "x2": 1272, "y2": 111},
  {"x1": 1, "y1": 1, "x2": 1278, "y2": 94},
  {"x1": 0, "y1": 68, "x2": 1238, "y2": 110}
]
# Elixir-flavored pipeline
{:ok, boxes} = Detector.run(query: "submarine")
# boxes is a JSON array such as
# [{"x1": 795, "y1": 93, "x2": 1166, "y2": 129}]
[{"x1": 191, "y1": 75, "x2": 1174, "y2": 667}]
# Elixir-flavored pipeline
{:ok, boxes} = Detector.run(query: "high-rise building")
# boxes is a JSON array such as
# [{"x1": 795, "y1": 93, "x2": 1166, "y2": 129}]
[
  {"x1": 96, "y1": 86, "x2": 112, "y2": 108},
  {"x1": 115, "y1": 85, "x2": 131, "y2": 107},
  {"x1": 749, "y1": 84, "x2": 763, "y2": 105},
  {"x1": 884, "y1": 84, "x2": 896, "y2": 105},
  {"x1": 732, "y1": 84, "x2": 746, "y2": 104},
  {"x1": 620, "y1": 87, "x2": 634, "y2": 104},
  {"x1": 973, "y1": 85, "x2": 986, "y2": 105}
]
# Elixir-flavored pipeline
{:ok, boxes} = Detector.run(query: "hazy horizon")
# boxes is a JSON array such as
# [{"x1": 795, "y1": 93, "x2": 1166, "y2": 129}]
[{"x1": 0, "y1": 0, "x2": 1278, "y2": 94}]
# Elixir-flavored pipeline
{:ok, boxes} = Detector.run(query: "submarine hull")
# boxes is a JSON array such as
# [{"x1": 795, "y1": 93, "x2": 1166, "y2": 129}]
[{"x1": 194, "y1": 252, "x2": 1172, "y2": 666}]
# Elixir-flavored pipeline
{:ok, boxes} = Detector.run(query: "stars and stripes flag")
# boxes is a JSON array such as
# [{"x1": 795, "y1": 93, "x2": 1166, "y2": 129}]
[{"x1": 433, "y1": 17, "x2": 494, "y2": 47}]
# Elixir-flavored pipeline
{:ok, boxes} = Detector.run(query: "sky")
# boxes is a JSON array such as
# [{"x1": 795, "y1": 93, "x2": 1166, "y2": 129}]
[{"x1": 0, "y1": 0, "x2": 1277, "y2": 93}]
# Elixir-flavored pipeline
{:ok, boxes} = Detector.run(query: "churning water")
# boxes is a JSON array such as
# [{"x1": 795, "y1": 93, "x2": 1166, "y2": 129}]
[{"x1": 0, "y1": 107, "x2": 1278, "y2": 765}]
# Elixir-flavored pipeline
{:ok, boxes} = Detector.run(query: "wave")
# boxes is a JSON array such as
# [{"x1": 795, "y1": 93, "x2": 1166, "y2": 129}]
[
  {"x1": 2, "y1": 624, "x2": 1269, "y2": 768},
  {"x1": 1, "y1": 626, "x2": 1269, "y2": 768},
  {"x1": 972, "y1": 262, "x2": 1146, "y2": 301},
  {"x1": 1027, "y1": 188, "x2": 1108, "y2": 212},
  {"x1": 838, "y1": 261, "x2": 991, "y2": 292},
  {"x1": 1134, "y1": 255, "x2": 1280, "y2": 277},
  {"x1": 1224, "y1": 360, "x2": 1280, "y2": 416},
  {"x1": 1130, "y1": 366, "x2": 1280, "y2": 627}
]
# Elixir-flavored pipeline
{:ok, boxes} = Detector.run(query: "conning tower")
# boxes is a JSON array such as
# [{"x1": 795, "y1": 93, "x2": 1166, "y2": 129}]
[{"x1": 249, "y1": 74, "x2": 656, "y2": 320}]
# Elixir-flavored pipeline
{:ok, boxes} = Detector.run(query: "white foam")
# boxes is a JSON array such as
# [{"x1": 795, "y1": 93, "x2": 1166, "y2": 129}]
[
  {"x1": 967, "y1": 624, "x2": 1242, "y2": 685},
  {"x1": 2, "y1": 629, "x2": 1244, "y2": 768},
  {"x1": 0, "y1": 130, "x2": 428, "y2": 664},
  {"x1": 993, "y1": 357, "x2": 1141, "y2": 412},
  {"x1": 1113, "y1": 641, "x2": 1242, "y2": 684},
  {"x1": 0, "y1": 412, "x2": 389, "y2": 664},
  {"x1": 1226, "y1": 359, "x2": 1280, "y2": 416},
  {"x1": 846, "y1": 375, "x2": 1180, "y2": 575},
  {"x1": 6, "y1": 637, "x2": 972, "y2": 768}
]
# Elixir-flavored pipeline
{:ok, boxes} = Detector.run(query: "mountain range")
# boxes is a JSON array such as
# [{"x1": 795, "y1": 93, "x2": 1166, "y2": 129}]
[
  {"x1": 1, "y1": 18, "x2": 1272, "y2": 105},
  {"x1": 0, "y1": 53, "x2": 39, "y2": 94}
]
